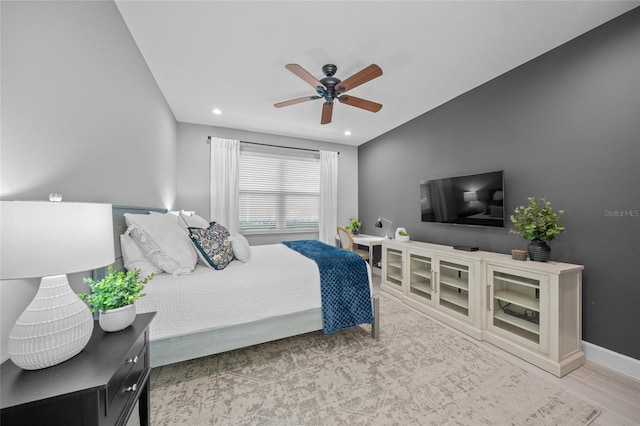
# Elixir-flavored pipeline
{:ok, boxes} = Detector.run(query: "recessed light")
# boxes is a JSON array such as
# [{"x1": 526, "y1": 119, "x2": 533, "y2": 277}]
[
  {"x1": 344, "y1": 130, "x2": 352, "y2": 136},
  {"x1": 212, "y1": 108, "x2": 222, "y2": 115}
]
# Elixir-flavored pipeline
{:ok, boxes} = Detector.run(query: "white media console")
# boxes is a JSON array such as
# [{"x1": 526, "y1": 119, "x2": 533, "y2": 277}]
[{"x1": 381, "y1": 240, "x2": 585, "y2": 377}]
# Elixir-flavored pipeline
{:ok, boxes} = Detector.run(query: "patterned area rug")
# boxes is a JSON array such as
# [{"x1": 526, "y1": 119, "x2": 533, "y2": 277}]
[{"x1": 150, "y1": 294, "x2": 600, "y2": 425}]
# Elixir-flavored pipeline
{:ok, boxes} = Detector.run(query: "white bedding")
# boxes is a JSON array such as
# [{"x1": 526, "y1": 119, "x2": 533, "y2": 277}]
[{"x1": 135, "y1": 243, "x2": 322, "y2": 341}]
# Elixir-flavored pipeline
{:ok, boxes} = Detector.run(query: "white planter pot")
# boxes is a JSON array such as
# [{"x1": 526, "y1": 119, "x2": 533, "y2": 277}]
[
  {"x1": 99, "y1": 304, "x2": 136, "y2": 332},
  {"x1": 395, "y1": 227, "x2": 410, "y2": 242}
]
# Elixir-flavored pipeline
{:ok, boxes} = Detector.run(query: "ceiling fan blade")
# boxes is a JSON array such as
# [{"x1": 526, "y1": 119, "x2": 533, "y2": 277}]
[
  {"x1": 285, "y1": 64, "x2": 326, "y2": 90},
  {"x1": 274, "y1": 95, "x2": 322, "y2": 108},
  {"x1": 336, "y1": 64, "x2": 383, "y2": 93},
  {"x1": 321, "y1": 102, "x2": 333, "y2": 125},
  {"x1": 338, "y1": 95, "x2": 382, "y2": 112}
]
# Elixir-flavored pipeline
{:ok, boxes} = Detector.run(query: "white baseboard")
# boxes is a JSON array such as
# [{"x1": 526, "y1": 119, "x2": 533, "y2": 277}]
[{"x1": 583, "y1": 340, "x2": 640, "y2": 381}]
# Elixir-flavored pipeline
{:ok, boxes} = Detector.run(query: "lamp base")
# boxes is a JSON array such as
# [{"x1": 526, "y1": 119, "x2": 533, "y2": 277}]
[{"x1": 7, "y1": 274, "x2": 94, "y2": 370}]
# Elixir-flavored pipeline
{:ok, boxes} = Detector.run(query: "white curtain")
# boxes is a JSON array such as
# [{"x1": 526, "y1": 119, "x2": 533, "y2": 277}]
[
  {"x1": 319, "y1": 150, "x2": 338, "y2": 245},
  {"x1": 210, "y1": 137, "x2": 239, "y2": 235}
]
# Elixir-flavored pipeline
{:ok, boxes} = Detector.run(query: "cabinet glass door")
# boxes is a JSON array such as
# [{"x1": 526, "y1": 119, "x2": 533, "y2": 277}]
[
  {"x1": 407, "y1": 253, "x2": 433, "y2": 303},
  {"x1": 384, "y1": 247, "x2": 403, "y2": 288},
  {"x1": 437, "y1": 260, "x2": 470, "y2": 317},
  {"x1": 489, "y1": 266, "x2": 547, "y2": 352}
]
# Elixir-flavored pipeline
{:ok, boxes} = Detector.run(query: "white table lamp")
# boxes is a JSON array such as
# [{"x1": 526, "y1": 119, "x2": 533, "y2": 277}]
[{"x1": 0, "y1": 201, "x2": 114, "y2": 370}]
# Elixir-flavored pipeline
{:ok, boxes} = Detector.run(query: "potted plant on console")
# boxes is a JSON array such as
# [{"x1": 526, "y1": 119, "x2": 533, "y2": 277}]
[
  {"x1": 79, "y1": 266, "x2": 153, "y2": 332},
  {"x1": 510, "y1": 196, "x2": 565, "y2": 262},
  {"x1": 396, "y1": 228, "x2": 410, "y2": 242}
]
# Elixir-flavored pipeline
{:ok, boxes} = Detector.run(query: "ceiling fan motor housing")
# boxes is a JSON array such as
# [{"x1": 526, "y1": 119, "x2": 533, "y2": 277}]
[
  {"x1": 318, "y1": 77, "x2": 341, "y2": 102},
  {"x1": 317, "y1": 64, "x2": 341, "y2": 102}
]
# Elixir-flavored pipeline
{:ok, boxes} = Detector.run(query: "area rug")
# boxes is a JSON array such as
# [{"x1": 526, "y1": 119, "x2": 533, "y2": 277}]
[{"x1": 150, "y1": 293, "x2": 600, "y2": 425}]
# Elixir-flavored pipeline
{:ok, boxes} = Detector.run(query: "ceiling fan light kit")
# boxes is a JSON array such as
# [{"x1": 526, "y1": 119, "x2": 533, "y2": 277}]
[{"x1": 275, "y1": 63, "x2": 383, "y2": 124}]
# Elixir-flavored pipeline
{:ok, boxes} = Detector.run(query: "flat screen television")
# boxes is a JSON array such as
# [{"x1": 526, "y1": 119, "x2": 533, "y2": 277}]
[{"x1": 420, "y1": 170, "x2": 505, "y2": 227}]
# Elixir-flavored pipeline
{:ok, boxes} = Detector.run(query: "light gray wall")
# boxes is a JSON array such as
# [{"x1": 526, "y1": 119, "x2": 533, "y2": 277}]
[
  {"x1": 175, "y1": 122, "x2": 359, "y2": 245},
  {"x1": 0, "y1": 1, "x2": 178, "y2": 362},
  {"x1": 359, "y1": 9, "x2": 640, "y2": 359}
]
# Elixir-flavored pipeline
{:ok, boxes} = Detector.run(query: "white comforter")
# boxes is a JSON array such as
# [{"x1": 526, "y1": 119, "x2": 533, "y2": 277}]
[{"x1": 135, "y1": 243, "x2": 322, "y2": 341}]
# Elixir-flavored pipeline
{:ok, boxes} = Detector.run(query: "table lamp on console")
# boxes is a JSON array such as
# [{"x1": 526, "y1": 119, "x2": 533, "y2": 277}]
[{"x1": 0, "y1": 200, "x2": 114, "y2": 370}]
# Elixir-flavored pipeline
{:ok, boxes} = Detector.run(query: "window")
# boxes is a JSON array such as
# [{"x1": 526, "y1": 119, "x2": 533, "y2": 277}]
[{"x1": 238, "y1": 145, "x2": 320, "y2": 233}]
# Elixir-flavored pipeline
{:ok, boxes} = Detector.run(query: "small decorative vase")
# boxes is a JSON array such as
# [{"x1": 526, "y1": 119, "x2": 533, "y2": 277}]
[
  {"x1": 99, "y1": 304, "x2": 136, "y2": 332},
  {"x1": 527, "y1": 239, "x2": 551, "y2": 262},
  {"x1": 352, "y1": 229, "x2": 359, "y2": 235}
]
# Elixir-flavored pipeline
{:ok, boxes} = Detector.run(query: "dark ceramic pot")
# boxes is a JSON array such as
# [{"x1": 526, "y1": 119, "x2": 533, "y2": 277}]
[{"x1": 527, "y1": 239, "x2": 551, "y2": 262}]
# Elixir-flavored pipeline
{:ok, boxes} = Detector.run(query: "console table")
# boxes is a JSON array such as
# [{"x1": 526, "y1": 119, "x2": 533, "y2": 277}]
[
  {"x1": 381, "y1": 240, "x2": 584, "y2": 377},
  {"x1": 1, "y1": 312, "x2": 155, "y2": 426}
]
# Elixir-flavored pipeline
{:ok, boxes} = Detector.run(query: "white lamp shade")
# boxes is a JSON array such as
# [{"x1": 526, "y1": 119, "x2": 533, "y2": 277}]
[
  {"x1": 0, "y1": 201, "x2": 115, "y2": 370},
  {"x1": 1, "y1": 201, "x2": 115, "y2": 279}
]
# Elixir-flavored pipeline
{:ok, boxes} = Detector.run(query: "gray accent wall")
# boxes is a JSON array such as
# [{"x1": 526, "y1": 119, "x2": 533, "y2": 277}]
[{"x1": 358, "y1": 9, "x2": 640, "y2": 359}]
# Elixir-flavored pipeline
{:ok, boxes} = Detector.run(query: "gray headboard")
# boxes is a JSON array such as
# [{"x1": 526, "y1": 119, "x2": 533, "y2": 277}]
[{"x1": 92, "y1": 205, "x2": 168, "y2": 280}]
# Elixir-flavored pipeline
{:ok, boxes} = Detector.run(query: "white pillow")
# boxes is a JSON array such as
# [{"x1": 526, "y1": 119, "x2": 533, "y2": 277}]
[
  {"x1": 178, "y1": 211, "x2": 210, "y2": 231},
  {"x1": 229, "y1": 233, "x2": 251, "y2": 262},
  {"x1": 124, "y1": 212, "x2": 198, "y2": 275},
  {"x1": 120, "y1": 234, "x2": 162, "y2": 279}
]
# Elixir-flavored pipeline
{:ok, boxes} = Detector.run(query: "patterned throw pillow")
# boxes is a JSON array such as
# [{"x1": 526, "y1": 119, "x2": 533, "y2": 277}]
[{"x1": 188, "y1": 222, "x2": 235, "y2": 270}]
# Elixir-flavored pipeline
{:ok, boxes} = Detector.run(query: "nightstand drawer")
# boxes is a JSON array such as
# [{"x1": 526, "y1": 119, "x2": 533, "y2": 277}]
[
  {"x1": 106, "y1": 331, "x2": 146, "y2": 409},
  {"x1": 107, "y1": 345, "x2": 147, "y2": 425}
]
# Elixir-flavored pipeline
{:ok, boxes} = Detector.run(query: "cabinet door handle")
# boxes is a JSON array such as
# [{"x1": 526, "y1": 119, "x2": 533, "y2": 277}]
[
  {"x1": 486, "y1": 285, "x2": 491, "y2": 311},
  {"x1": 433, "y1": 271, "x2": 438, "y2": 293},
  {"x1": 126, "y1": 355, "x2": 138, "y2": 364},
  {"x1": 124, "y1": 383, "x2": 137, "y2": 393}
]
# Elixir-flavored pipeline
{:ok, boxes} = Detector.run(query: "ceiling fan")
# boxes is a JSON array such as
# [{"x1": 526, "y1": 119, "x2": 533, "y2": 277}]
[{"x1": 274, "y1": 63, "x2": 383, "y2": 125}]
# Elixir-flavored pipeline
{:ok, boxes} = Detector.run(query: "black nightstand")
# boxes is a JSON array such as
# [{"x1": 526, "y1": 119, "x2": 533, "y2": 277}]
[{"x1": 1, "y1": 312, "x2": 155, "y2": 426}]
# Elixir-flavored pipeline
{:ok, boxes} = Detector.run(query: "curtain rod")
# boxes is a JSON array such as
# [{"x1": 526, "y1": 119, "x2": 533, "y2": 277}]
[{"x1": 207, "y1": 136, "x2": 339, "y2": 155}]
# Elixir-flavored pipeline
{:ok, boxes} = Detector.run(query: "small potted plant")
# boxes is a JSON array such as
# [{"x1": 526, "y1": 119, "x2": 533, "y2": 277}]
[
  {"x1": 346, "y1": 218, "x2": 362, "y2": 235},
  {"x1": 396, "y1": 228, "x2": 410, "y2": 242},
  {"x1": 78, "y1": 266, "x2": 153, "y2": 332},
  {"x1": 510, "y1": 196, "x2": 565, "y2": 262}
]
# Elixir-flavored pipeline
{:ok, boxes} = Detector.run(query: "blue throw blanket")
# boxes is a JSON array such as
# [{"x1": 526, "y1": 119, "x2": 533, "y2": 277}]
[{"x1": 283, "y1": 240, "x2": 373, "y2": 335}]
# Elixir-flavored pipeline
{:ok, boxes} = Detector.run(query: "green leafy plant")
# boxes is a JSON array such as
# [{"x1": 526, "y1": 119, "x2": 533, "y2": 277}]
[
  {"x1": 78, "y1": 266, "x2": 153, "y2": 313},
  {"x1": 398, "y1": 230, "x2": 409, "y2": 236},
  {"x1": 510, "y1": 197, "x2": 565, "y2": 242},
  {"x1": 346, "y1": 218, "x2": 362, "y2": 233}
]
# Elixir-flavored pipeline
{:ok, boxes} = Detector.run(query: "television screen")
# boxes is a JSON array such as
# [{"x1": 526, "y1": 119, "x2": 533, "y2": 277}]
[{"x1": 420, "y1": 170, "x2": 505, "y2": 227}]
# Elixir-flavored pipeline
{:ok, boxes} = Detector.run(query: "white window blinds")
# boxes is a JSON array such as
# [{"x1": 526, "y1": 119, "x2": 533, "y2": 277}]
[{"x1": 238, "y1": 146, "x2": 320, "y2": 233}]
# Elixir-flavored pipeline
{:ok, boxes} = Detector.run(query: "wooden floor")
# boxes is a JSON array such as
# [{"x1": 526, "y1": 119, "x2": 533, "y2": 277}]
[
  {"x1": 475, "y1": 335, "x2": 640, "y2": 425},
  {"x1": 371, "y1": 273, "x2": 640, "y2": 426}
]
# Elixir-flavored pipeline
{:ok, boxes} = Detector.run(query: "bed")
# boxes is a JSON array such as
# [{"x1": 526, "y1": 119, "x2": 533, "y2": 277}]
[{"x1": 93, "y1": 206, "x2": 379, "y2": 367}]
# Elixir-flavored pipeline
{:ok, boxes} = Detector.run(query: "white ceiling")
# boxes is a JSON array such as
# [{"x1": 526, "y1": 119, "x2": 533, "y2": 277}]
[{"x1": 115, "y1": 1, "x2": 638, "y2": 146}]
